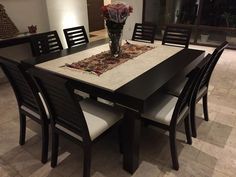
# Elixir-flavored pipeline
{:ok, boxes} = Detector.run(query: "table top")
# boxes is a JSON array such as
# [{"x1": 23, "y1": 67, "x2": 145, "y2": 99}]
[
  {"x1": 23, "y1": 40, "x2": 205, "y2": 111},
  {"x1": 36, "y1": 41, "x2": 183, "y2": 91}
]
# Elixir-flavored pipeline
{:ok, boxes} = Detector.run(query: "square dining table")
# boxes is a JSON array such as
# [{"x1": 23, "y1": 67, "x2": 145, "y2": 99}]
[{"x1": 23, "y1": 39, "x2": 205, "y2": 174}]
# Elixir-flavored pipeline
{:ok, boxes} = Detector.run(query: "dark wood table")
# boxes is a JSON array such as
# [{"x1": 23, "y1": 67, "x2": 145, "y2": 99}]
[{"x1": 23, "y1": 39, "x2": 205, "y2": 173}]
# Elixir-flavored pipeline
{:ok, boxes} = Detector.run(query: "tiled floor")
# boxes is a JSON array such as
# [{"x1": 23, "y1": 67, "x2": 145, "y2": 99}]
[
  {"x1": 0, "y1": 43, "x2": 236, "y2": 177},
  {"x1": 89, "y1": 29, "x2": 108, "y2": 42}
]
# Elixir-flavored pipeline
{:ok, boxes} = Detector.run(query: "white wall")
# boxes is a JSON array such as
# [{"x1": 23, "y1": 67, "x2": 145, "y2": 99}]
[
  {"x1": 46, "y1": 0, "x2": 89, "y2": 48},
  {"x1": 104, "y1": 0, "x2": 111, "y2": 5},
  {"x1": 111, "y1": 0, "x2": 143, "y2": 40},
  {"x1": 0, "y1": 0, "x2": 50, "y2": 59},
  {"x1": 0, "y1": 0, "x2": 50, "y2": 82},
  {"x1": 0, "y1": 0, "x2": 49, "y2": 33}
]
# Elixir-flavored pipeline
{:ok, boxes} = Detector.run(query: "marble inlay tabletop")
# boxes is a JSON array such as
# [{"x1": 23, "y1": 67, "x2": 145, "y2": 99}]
[{"x1": 36, "y1": 41, "x2": 183, "y2": 91}]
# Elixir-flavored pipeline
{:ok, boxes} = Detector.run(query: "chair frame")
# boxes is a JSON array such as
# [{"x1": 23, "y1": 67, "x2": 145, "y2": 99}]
[
  {"x1": 162, "y1": 25, "x2": 192, "y2": 48},
  {"x1": 63, "y1": 26, "x2": 89, "y2": 48},
  {"x1": 189, "y1": 41, "x2": 228, "y2": 137},
  {"x1": 30, "y1": 31, "x2": 63, "y2": 57},
  {"x1": 141, "y1": 54, "x2": 210, "y2": 170},
  {"x1": 29, "y1": 67, "x2": 123, "y2": 177},
  {"x1": 0, "y1": 56, "x2": 49, "y2": 163},
  {"x1": 132, "y1": 23, "x2": 156, "y2": 43}
]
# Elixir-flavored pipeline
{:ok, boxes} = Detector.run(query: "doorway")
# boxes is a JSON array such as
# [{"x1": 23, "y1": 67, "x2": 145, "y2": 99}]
[{"x1": 87, "y1": 0, "x2": 105, "y2": 32}]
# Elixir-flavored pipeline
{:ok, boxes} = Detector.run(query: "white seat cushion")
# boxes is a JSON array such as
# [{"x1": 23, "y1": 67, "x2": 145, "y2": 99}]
[
  {"x1": 20, "y1": 92, "x2": 50, "y2": 120},
  {"x1": 81, "y1": 99, "x2": 123, "y2": 140},
  {"x1": 56, "y1": 99, "x2": 123, "y2": 141},
  {"x1": 20, "y1": 105, "x2": 40, "y2": 119},
  {"x1": 142, "y1": 94, "x2": 188, "y2": 125},
  {"x1": 197, "y1": 86, "x2": 208, "y2": 100},
  {"x1": 74, "y1": 89, "x2": 90, "y2": 98},
  {"x1": 21, "y1": 93, "x2": 50, "y2": 120},
  {"x1": 167, "y1": 79, "x2": 208, "y2": 101}
]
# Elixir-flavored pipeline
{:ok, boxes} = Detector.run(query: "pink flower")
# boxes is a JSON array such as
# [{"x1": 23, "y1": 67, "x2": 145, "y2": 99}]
[{"x1": 101, "y1": 2, "x2": 133, "y2": 23}]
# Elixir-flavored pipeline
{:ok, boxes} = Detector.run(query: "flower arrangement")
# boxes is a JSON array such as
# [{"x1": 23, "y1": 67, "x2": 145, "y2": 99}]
[
  {"x1": 101, "y1": 2, "x2": 133, "y2": 24},
  {"x1": 101, "y1": 2, "x2": 133, "y2": 57}
]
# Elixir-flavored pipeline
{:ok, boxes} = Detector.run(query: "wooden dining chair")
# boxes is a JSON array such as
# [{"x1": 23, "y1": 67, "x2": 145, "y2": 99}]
[
  {"x1": 0, "y1": 56, "x2": 49, "y2": 163},
  {"x1": 29, "y1": 67, "x2": 124, "y2": 177},
  {"x1": 162, "y1": 25, "x2": 192, "y2": 48},
  {"x1": 166, "y1": 41, "x2": 228, "y2": 137},
  {"x1": 132, "y1": 23, "x2": 156, "y2": 43},
  {"x1": 30, "y1": 31, "x2": 63, "y2": 57},
  {"x1": 189, "y1": 41, "x2": 228, "y2": 137},
  {"x1": 63, "y1": 26, "x2": 89, "y2": 48},
  {"x1": 141, "y1": 55, "x2": 210, "y2": 170}
]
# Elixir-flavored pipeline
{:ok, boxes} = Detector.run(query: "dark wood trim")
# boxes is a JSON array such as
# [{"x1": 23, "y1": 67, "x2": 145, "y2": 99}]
[
  {"x1": 142, "y1": 0, "x2": 145, "y2": 23},
  {"x1": 0, "y1": 33, "x2": 37, "y2": 48}
]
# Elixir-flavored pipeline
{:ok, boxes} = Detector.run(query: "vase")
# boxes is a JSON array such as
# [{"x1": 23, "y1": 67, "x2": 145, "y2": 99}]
[
  {"x1": 106, "y1": 20, "x2": 124, "y2": 58},
  {"x1": 107, "y1": 29, "x2": 123, "y2": 58}
]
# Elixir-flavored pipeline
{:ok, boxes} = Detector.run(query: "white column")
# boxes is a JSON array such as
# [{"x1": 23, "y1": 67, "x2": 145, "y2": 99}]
[{"x1": 45, "y1": 0, "x2": 89, "y2": 48}]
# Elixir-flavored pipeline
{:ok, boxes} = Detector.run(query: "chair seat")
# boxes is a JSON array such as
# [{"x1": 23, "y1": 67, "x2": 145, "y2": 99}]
[
  {"x1": 196, "y1": 86, "x2": 208, "y2": 100},
  {"x1": 21, "y1": 105, "x2": 41, "y2": 119},
  {"x1": 56, "y1": 99, "x2": 123, "y2": 141},
  {"x1": 167, "y1": 79, "x2": 208, "y2": 100},
  {"x1": 142, "y1": 94, "x2": 188, "y2": 125}
]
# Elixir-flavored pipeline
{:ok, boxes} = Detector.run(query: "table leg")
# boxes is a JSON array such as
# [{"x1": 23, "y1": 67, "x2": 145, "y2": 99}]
[{"x1": 123, "y1": 109, "x2": 141, "y2": 174}]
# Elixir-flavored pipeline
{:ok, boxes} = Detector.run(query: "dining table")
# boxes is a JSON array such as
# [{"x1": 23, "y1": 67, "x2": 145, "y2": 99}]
[{"x1": 23, "y1": 39, "x2": 205, "y2": 174}]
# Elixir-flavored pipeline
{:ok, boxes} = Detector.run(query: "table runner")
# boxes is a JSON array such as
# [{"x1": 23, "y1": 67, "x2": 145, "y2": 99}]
[
  {"x1": 36, "y1": 41, "x2": 183, "y2": 91},
  {"x1": 63, "y1": 43, "x2": 154, "y2": 76}
]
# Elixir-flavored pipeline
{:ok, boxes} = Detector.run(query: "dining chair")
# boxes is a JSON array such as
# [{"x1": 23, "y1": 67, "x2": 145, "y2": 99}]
[
  {"x1": 29, "y1": 67, "x2": 124, "y2": 177},
  {"x1": 30, "y1": 31, "x2": 63, "y2": 57},
  {"x1": 162, "y1": 25, "x2": 192, "y2": 48},
  {"x1": 63, "y1": 26, "x2": 89, "y2": 48},
  {"x1": 0, "y1": 56, "x2": 49, "y2": 163},
  {"x1": 132, "y1": 23, "x2": 156, "y2": 43},
  {"x1": 166, "y1": 41, "x2": 229, "y2": 137},
  {"x1": 141, "y1": 55, "x2": 210, "y2": 170}
]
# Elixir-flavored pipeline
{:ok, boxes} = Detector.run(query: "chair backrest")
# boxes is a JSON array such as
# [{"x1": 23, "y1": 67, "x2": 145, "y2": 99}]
[
  {"x1": 171, "y1": 54, "x2": 211, "y2": 126},
  {"x1": 63, "y1": 26, "x2": 89, "y2": 48},
  {"x1": 199, "y1": 41, "x2": 228, "y2": 89},
  {"x1": 132, "y1": 23, "x2": 156, "y2": 43},
  {"x1": 0, "y1": 57, "x2": 45, "y2": 115},
  {"x1": 162, "y1": 25, "x2": 192, "y2": 48},
  {"x1": 29, "y1": 67, "x2": 90, "y2": 141},
  {"x1": 30, "y1": 31, "x2": 63, "y2": 57}
]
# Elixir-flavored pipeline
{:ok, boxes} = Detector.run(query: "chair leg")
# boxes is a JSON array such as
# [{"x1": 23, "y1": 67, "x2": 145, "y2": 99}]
[
  {"x1": 190, "y1": 102, "x2": 197, "y2": 138},
  {"x1": 51, "y1": 132, "x2": 59, "y2": 168},
  {"x1": 184, "y1": 115, "x2": 192, "y2": 145},
  {"x1": 169, "y1": 129, "x2": 179, "y2": 170},
  {"x1": 41, "y1": 122, "x2": 49, "y2": 164},
  {"x1": 202, "y1": 94, "x2": 209, "y2": 121},
  {"x1": 19, "y1": 113, "x2": 26, "y2": 145},
  {"x1": 83, "y1": 145, "x2": 92, "y2": 177}
]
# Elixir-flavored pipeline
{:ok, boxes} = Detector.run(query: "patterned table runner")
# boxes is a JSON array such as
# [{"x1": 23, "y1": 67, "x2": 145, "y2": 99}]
[{"x1": 63, "y1": 43, "x2": 154, "y2": 76}]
